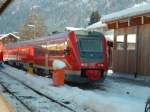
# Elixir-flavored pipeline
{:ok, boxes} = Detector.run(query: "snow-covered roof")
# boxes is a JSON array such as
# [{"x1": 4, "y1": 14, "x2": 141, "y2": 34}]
[
  {"x1": 0, "y1": 33, "x2": 20, "y2": 40},
  {"x1": 65, "y1": 27, "x2": 85, "y2": 31},
  {"x1": 86, "y1": 21, "x2": 107, "y2": 30},
  {"x1": 101, "y1": 2, "x2": 150, "y2": 22}
]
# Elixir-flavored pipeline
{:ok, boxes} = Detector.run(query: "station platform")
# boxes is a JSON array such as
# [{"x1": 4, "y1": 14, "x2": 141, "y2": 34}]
[{"x1": 0, "y1": 95, "x2": 16, "y2": 112}]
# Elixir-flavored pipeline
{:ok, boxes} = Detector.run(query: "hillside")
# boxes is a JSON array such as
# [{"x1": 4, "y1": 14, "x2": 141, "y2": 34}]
[{"x1": 0, "y1": 0, "x2": 150, "y2": 34}]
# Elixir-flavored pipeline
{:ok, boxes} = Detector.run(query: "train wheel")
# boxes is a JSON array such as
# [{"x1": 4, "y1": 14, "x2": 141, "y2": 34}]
[
  {"x1": 100, "y1": 71, "x2": 107, "y2": 82},
  {"x1": 13, "y1": 62, "x2": 17, "y2": 67},
  {"x1": 48, "y1": 70, "x2": 53, "y2": 78},
  {"x1": 33, "y1": 67, "x2": 38, "y2": 74}
]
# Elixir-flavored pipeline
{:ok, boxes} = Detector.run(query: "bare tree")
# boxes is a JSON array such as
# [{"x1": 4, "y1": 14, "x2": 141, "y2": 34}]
[{"x1": 19, "y1": 14, "x2": 47, "y2": 40}]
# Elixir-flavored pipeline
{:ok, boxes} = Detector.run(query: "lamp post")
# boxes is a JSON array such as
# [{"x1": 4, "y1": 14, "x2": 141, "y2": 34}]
[{"x1": 27, "y1": 24, "x2": 36, "y2": 39}]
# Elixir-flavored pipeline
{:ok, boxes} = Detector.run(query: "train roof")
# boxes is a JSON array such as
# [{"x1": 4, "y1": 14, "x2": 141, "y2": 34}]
[
  {"x1": 75, "y1": 30, "x2": 104, "y2": 38},
  {"x1": 6, "y1": 32, "x2": 69, "y2": 48},
  {"x1": 6, "y1": 31, "x2": 104, "y2": 48}
]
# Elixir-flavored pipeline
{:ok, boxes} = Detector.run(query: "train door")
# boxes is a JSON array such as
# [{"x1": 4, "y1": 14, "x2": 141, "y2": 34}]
[{"x1": 34, "y1": 47, "x2": 46, "y2": 66}]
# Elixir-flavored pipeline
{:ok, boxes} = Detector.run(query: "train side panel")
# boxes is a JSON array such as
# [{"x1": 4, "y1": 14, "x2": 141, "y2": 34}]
[
  {"x1": 65, "y1": 31, "x2": 81, "y2": 70},
  {"x1": 103, "y1": 35, "x2": 108, "y2": 71},
  {"x1": 18, "y1": 47, "x2": 34, "y2": 63},
  {"x1": 0, "y1": 42, "x2": 3, "y2": 62}
]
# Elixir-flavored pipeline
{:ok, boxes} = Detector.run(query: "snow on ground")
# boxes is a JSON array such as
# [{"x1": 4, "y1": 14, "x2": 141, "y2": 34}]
[
  {"x1": 109, "y1": 72, "x2": 150, "y2": 84},
  {"x1": 0, "y1": 85, "x2": 30, "y2": 112},
  {"x1": 2, "y1": 65, "x2": 150, "y2": 112},
  {"x1": 0, "y1": 73, "x2": 73, "y2": 112}
]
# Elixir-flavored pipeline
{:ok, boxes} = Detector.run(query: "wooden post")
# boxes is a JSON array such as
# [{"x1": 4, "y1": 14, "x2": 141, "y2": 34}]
[
  {"x1": 141, "y1": 16, "x2": 144, "y2": 24},
  {"x1": 116, "y1": 21, "x2": 118, "y2": 29},
  {"x1": 128, "y1": 18, "x2": 131, "y2": 27},
  {"x1": 114, "y1": 36, "x2": 117, "y2": 50},
  {"x1": 124, "y1": 32, "x2": 128, "y2": 72},
  {"x1": 124, "y1": 34, "x2": 128, "y2": 50},
  {"x1": 135, "y1": 26, "x2": 139, "y2": 78}
]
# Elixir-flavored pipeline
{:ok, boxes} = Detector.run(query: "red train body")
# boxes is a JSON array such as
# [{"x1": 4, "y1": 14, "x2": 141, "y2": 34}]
[
  {"x1": 0, "y1": 42, "x2": 3, "y2": 61},
  {"x1": 4, "y1": 31, "x2": 108, "y2": 82}
]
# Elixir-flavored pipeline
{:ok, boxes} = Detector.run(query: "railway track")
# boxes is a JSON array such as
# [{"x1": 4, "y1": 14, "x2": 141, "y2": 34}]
[
  {"x1": 0, "y1": 70, "x2": 76, "y2": 112},
  {"x1": 0, "y1": 83, "x2": 32, "y2": 112}
]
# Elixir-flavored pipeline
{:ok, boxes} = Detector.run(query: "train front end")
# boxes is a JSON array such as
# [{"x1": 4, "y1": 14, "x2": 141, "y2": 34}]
[{"x1": 76, "y1": 31, "x2": 108, "y2": 81}]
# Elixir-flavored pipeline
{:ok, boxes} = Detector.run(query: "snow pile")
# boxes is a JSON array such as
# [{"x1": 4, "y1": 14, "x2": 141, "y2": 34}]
[
  {"x1": 65, "y1": 27, "x2": 85, "y2": 31},
  {"x1": 52, "y1": 60, "x2": 66, "y2": 70},
  {"x1": 107, "y1": 70, "x2": 114, "y2": 76},
  {"x1": 2, "y1": 65, "x2": 150, "y2": 112}
]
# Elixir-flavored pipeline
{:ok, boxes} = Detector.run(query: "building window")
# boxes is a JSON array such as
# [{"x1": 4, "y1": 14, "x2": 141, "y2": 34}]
[
  {"x1": 127, "y1": 34, "x2": 136, "y2": 50},
  {"x1": 116, "y1": 35, "x2": 125, "y2": 50}
]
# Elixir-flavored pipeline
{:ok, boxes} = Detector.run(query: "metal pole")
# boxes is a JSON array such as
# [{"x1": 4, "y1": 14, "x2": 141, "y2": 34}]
[{"x1": 33, "y1": 26, "x2": 35, "y2": 39}]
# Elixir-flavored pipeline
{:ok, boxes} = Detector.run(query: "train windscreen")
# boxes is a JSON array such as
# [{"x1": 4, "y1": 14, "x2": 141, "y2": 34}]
[{"x1": 77, "y1": 34, "x2": 104, "y2": 62}]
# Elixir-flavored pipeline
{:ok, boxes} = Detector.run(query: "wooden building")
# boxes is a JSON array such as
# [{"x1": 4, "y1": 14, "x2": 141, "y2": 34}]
[
  {"x1": 101, "y1": 3, "x2": 150, "y2": 76},
  {"x1": 0, "y1": 33, "x2": 20, "y2": 44}
]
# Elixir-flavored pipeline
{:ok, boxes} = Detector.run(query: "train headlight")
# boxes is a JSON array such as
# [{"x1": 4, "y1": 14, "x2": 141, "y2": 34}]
[
  {"x1": 97, "y1": 63, "x2": 104, "y2": 68},
  {"x1": 64, "y1": 41, "x2": 68, "y2": 49},
  {"x1": 65, "y1": 41, "x2": 68, "y2": 46},
  {"x1": 81, "y1": 63, "x2": 88, "y2": 67}
]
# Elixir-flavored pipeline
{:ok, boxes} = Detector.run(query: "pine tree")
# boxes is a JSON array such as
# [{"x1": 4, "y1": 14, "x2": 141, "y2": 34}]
[{"x1": 89, "y1": 10, "x2": 101, "y2": 25}]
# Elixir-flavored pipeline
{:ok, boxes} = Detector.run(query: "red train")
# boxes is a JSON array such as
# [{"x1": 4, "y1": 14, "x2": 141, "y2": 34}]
[{"x1": 3, "y1": 31, "x2": 108, "y2": 82}]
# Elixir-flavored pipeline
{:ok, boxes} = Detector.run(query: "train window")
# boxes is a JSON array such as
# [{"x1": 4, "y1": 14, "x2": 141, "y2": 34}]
[
  {"x1": 78, "y1": 38, "x2": 103, "y2": 52},
  {"x1": 24, "y1": 48, "x2": 28, "y2": 54},
  {"x1": 35, "y1": 47, "x2": 41, "y2": 55},
  {"x1": 46, "y1": 42, "x2": 65, "y2": 51},
  {"x1": 116, "y1": 35, "x2": 125, "y2": 50},
  {"x1": 57, "y1": 42, "x2": 66, "y2": 50},
  {"x1": 46, "y1": 44, "x2": 57, "y2": 50},
  {"x1": 77, "y1": 35, "x2": 104, "y2": 62},
  {"x1": 44, "y1": 42, "x2": 66, "y2": 56},
  {"x1": 48, "y1": 50, "x2": 64, "y2": 56},
  {"x1": 127, "y1": 34, "x2": 136, "y2": 50}
]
